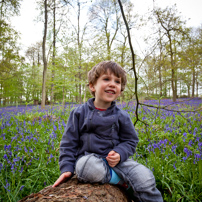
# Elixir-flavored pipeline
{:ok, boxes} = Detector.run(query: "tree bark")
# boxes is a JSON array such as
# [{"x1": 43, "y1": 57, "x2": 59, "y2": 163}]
[
  {"x1": 192, "y1": 67, "x2": 195, "y2": 97},
  {"x1": 77, "y1": 1, "x2": 82, "y2": 104},
  {"x1": 51, "y1": 0, "x2": 56, "y2": 105},
  {"x1": 41, "y1": 0, "x2": 48, "y2": 109},
  {"x1": 18, "y1": 177, "x2": 131, "y2": 202}
]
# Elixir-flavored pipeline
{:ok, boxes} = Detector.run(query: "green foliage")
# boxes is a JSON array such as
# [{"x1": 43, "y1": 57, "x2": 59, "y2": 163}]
[
  {"x1": 1, "y1": 99, "x2": 202, "y2": 201},
  {"x1": 0, "y1": 105, "x2": 72, "y2": 201},
  {"x1": 127, "y1": 101, "x2": 202, "y2": 201}
]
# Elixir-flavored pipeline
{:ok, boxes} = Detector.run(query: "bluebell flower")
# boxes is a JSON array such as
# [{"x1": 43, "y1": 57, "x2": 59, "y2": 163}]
[
  {"x1": 0, "y1": 163, "x2": 3, "y2": 171},
  {"x1": 172, "y1": 145, "x2": 177, "y2": 154},
  {"x1": 53, "y1": 124, "x2": 57, "y2": 131},
  {"x1": 194, "y1": 154, "x2": 201, "y2": 161},
  {"x1": 184, "y1": 147, "x2": 192, "y2": 157},
  {"x1": 19, "y1": 167, "x2": 23, "y2": 173},
  {"x1": 62, "y1": 120, "x2": 66, "y2": 128},
  {"x1": 24, "y1": 146, "x2": 28, "y2": 153},
  {"x1": 188, "y1": 140, "x2": 193, "y2": 147},
  {"x1": 13, "y1": 158, "x2": 19, "y2": 163},
  {"x1": 4, "y1": 145, "x2": 7, "y2": 151},
  {"x1": 182, "y1": 156, "x2": 187, "y2": 162},
  {"x1": 52, "y1": 131, "x2": 57, "y2": 139},
  {"x1": 33, "y1": 137, "x2": 38, "y2": 142},
  {"x1": 3, "y1": 154, "x2": 8, "y2": 160},
  {"x1": 4, "y1": 182, "x2": 10, "y2": 192},
  {"x1": 20, "y1": 185, "x2": 24, "y2": 191},
  {"x1": 173, "y1": 162, "x2": 176, "y2": 169}
]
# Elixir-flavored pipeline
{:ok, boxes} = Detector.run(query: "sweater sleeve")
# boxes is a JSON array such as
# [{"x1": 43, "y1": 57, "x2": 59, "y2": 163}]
[
  {"x1": 113, "y1": 110, "x2": 139, "y2": 163},
  {"x1": 59, "y1": 108, "x2": 80, "y2": 174}
]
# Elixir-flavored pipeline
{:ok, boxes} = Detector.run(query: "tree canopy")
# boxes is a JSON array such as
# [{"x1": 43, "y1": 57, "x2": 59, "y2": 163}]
[{"x1": 0, "y1": 0, "x2": 201, "y2": 107}]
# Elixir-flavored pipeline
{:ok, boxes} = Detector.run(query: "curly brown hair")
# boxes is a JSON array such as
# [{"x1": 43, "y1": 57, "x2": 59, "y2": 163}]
[{"x1": 88, "y1": 61, "x2": 127, "y2": 97}]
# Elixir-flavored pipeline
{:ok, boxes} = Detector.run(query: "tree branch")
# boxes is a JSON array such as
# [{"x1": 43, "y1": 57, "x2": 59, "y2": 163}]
[{"x1": 118, "y1": 0, "x2": 139, "y2": 126}]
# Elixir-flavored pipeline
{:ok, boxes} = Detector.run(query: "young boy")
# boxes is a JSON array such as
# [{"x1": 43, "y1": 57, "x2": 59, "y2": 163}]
[{"x1": 53, "y1": 61, "x2": 163, "y2": 202}]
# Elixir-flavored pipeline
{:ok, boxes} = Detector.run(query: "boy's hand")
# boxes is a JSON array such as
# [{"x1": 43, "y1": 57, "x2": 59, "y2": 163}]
[
  {"x1": 106, "y1": 150, "x2": 120, "y2": 167},
  {"x1": 52, "y1": 171, "x2": 72, "y2": 187}
]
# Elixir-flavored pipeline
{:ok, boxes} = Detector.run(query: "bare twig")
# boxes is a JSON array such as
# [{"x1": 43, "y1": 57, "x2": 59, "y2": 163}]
[
  {"x1": 118, "y1": 0, "x2": 139, "y2": 126},
  {"x1": 118, "y1": 0, "x2": 201, "y2": 126},
  {"x1": 139, "y1": 102, "x2": 202, "y2": 113}
]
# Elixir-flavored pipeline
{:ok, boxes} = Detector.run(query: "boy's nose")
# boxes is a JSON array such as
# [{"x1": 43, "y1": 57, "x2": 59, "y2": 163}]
[{"x1": 109, "y1": 81, "x2": 116, "y2": 87}]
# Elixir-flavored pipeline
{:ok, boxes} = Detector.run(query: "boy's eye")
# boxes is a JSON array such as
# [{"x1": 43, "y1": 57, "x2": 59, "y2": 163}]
[
  {"x1": 103, "y1": 78, "x2": 109, "y2": 81},
  {"x1": 115, "y1": 80, "x2": 121, "y2": 84}
]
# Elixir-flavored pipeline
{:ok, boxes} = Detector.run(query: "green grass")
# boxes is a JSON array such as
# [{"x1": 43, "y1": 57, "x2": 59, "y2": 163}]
[{"x1": 0, "y1": 99, "x2": 201, "y2": 201}]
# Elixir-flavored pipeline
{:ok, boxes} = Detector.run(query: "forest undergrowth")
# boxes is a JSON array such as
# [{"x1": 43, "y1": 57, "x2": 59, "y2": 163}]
[{"x1": 0, "y1": 98, "x2": 201, "y2": 202}]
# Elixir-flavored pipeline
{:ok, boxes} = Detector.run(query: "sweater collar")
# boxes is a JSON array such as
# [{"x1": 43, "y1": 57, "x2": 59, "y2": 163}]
[{"x1": 87, "y1": 98, "x2": 116, "y2": 112}]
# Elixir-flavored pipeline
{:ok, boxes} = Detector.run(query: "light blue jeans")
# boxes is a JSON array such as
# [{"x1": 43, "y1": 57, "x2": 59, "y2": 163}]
[{"x1": 75, "y1": 153, "x2": 163, "y2": 202}]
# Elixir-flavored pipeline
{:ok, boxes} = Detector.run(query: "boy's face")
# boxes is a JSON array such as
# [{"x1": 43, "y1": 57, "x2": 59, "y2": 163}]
[{"x1": 89, "y1": 70, "x2": 121, "y2": 109}]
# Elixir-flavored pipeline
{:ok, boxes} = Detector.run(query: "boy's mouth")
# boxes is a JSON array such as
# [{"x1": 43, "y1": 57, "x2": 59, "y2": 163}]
[{"x1": 105, "y1": 90, "x2": 115, "y2": 94}]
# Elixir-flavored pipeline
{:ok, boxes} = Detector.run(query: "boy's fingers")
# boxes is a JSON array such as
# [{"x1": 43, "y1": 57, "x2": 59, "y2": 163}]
[
  {"x1": 108, "y1": 150, "x2": 115, "y2": 156},
  {"x1": 52, "y1": 176, "x2": 64, "y2": 187},
  {"x1": 52, "y1": 172, "x2": 71, "y2": 187}
]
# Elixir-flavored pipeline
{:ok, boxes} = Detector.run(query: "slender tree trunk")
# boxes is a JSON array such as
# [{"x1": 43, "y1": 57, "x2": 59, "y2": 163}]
[
  {"x1": 51, "y1": 0, "x2": 56, "y2": 105},
  {"x1": 0, "y1": 83, "x2": 2, "y2": 107},
  {"x1": 158, "y1": 30, "x2": 163, "y2": 96},
  {"x1": 168, "y1": 35, "x2": 177, "y2": 102},
  {"x1": 120, "y1": 36, "x2": 127, "y2": 67},
  {"x1": 77, "y1": 1, "x2": 82, "y2": 104},
  {"x1": 192, "y1": 67, "x2": 195, "y2": 97},
  {"x1": 41, "y1": 0, "x2": 48, "y2": 109},
  {"x1": 62, "y1": 77, "x2": 65, "y2": 106},
  {"x1": 32, "y1": 54, "x2": 35, "y2": 101},
  {"x1": 83, "y1": 65, "x2": 88, "y2": 103},
  {"x1": 196, "y1": 81, "x2": 198, "y2": 97},
  {"x1": 187, "y1": 85, "x2": 190, "y2": 97}
]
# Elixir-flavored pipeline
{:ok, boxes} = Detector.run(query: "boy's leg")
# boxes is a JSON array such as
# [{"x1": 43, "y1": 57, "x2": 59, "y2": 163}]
[
  {"x1": 113, "y1": 159, "x2": 163, "y2": 202},
  {"x1": 75, "y1": 153, "x2": 111, "y2": 183}
]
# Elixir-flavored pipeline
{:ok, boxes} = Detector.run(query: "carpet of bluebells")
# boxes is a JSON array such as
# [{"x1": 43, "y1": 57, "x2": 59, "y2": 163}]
[{"x1": 0, "y1": 98, "x2": 202, "y2": 202}]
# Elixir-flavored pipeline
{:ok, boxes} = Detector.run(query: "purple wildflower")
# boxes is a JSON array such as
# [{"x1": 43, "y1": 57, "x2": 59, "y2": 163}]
[
  {"x1": 3, "y1": 154, "x2": 8, "y2": 160},
  {"x1": 184, "y1": 147, "x2": 192, "y2": 157},
  {"x1": 4, "y1": 182, "x2": 10, "y2": 192},
  {"x1": 182, "y1": 156, "x2": 187, "y2": 162},
  {"x1": 188, "y1": 140, "x2": 193, "y2": 147},
  {"x1": 173, "y1": 162, "x2": 176, "y2": 169},
  {"x1": 20, "y1": 185, "x2": 25, "y2": 191},
  {"x1": 24, "y1": 146, "x2": 28, "y2": 153},
  {"x1": 53, "y1": 124, "x2": 57, "y2": 131}
]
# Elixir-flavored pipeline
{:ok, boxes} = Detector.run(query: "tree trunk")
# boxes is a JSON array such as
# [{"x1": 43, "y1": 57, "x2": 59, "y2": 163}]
[
  {"x1": 77, "y1": 1, "x2": 82, "y2": 104},
  {"x1": 196, "y1": 82, "x2": 198, "y2": 97},
  {"x1": 18, "y1": 177, "x2": 131, "y2": 202},
  {"x1": 158, "y1": 29, "x2": 163, "y2": 97},
  {"x1": 51, "y1": 0, "x2": 56, "y2": 105},
  {"x1": 41, "y1": 0, "x2": 48, "y2": 109},
  {"x1": 187, "y1": 84, "x2": 190, "y2": 97},
  {"x1": 169, "y1": 37, "x2": 177, "y2": 102},
  {"x1": 192, "y1": 67, "x2": 195, "y2": 97}
]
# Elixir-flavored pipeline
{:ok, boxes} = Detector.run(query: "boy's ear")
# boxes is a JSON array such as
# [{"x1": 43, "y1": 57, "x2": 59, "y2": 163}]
[{"x1": 89, "y1": 83, "x2": 95, "y2": 92}]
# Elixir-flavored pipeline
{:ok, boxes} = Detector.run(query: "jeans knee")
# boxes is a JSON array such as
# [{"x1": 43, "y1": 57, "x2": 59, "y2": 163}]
[
  {"x1": 75, "y1": 154, "x2": 108, "y2": 183},
  {"x1": 129, "y1": 164, "x2": 156, "y2": 190}
]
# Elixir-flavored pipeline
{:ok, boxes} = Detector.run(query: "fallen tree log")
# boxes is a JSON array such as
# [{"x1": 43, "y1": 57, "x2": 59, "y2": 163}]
[{"x1": 18, "y1": 177, "x2": 132, "y2": 202}]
